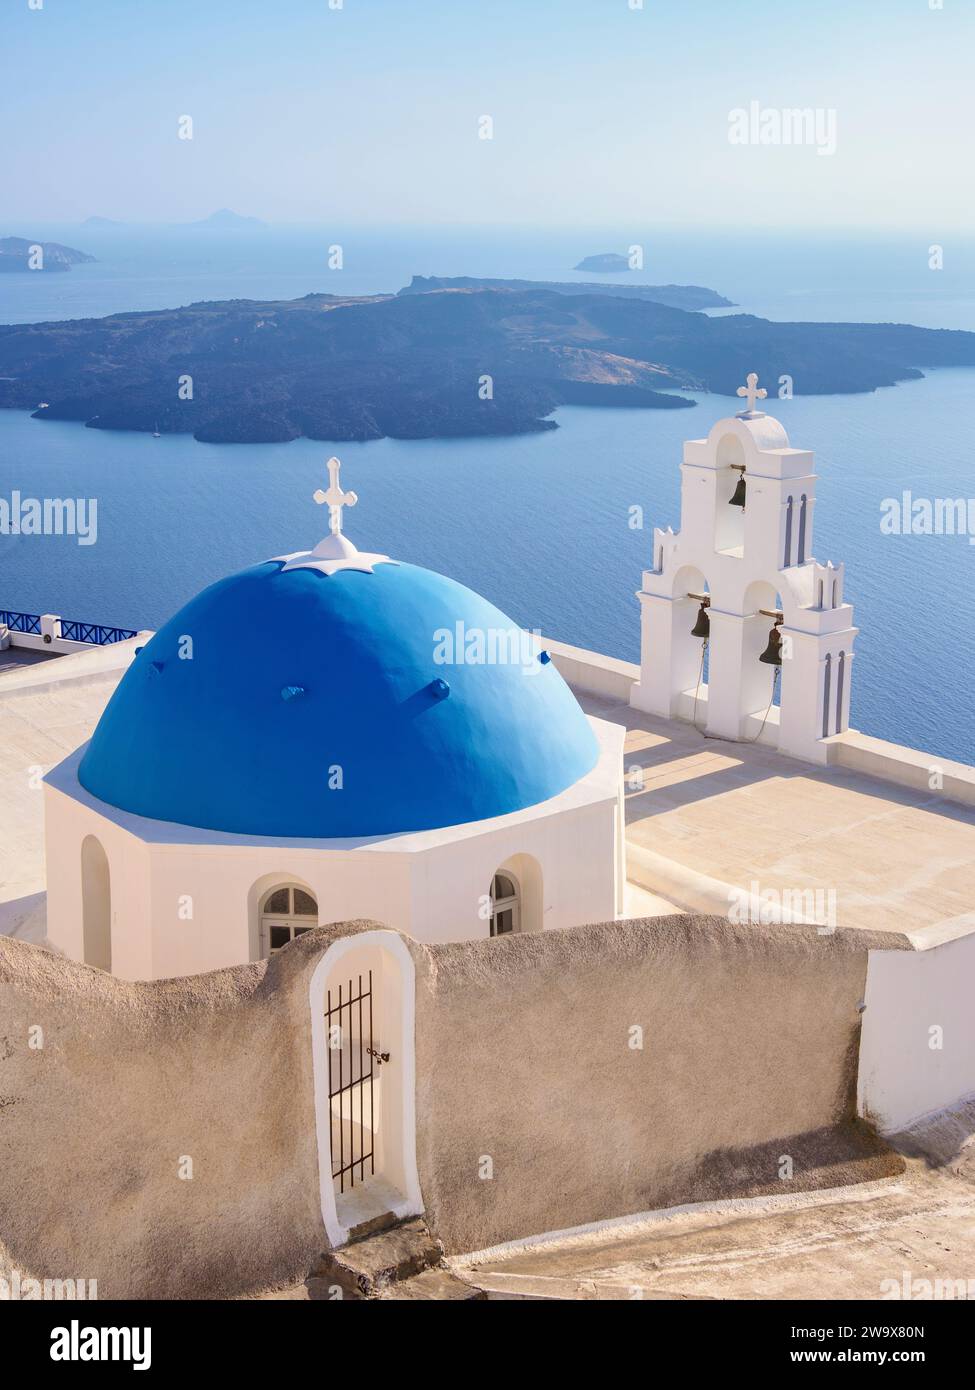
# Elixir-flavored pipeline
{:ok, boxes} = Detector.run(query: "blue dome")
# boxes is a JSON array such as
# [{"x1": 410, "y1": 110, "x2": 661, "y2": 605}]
[{"x1": 78, "y1": 559, "x2": 599, "y2": 838}]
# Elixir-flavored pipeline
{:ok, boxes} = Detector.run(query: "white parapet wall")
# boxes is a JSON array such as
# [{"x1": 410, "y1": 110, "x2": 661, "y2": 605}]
[
  {"x1": 828, "y1": 730, "x2": 975, "y2": 810},
  {"x1": 544, "y1": 635, "x2": 975, "y2": 811},
  {"x1": 540, "y1": 637, "x2": 640, "y2": 704},
  {"x1": 858, "y1": 925, "x2": 975, "y2": 1134}
]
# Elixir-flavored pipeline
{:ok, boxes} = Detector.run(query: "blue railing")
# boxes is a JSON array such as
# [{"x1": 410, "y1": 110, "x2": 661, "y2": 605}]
[
  {"x1": 59, "y1": 619, "x2": 138, "y2": 646},
  {"x1": 0, "y1": 610, "x2": 137, "y2": 645},
  {"x1": 0, "y1": 610, "x2": 41, "y2": 635}
]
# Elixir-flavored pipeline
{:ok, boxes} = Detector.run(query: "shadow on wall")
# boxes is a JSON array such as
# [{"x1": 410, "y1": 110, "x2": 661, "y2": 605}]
[{"x1": 0, "y1": 915, "x2": 906, "y2": 1298}]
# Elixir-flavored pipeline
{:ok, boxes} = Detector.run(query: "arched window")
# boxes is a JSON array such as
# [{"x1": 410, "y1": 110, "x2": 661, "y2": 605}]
[
  {"x1": 260, "y1": 884, "x2": 318, "y2": 956},
  {"x1": 836, "y1": 650, "x2": 846, "y2": 733},
  {"x1": 81, "y1": 835, "x2": 111, "y2": 972},
  {"x1": 488, "y1": 872, "x2": 520, "y2": 937},
  {"x1": 822, "y1": 652, "x2": 832, "y2": 739},
  {"x1": 797, "y1": 495, "x2": 808, "y2": 564}
]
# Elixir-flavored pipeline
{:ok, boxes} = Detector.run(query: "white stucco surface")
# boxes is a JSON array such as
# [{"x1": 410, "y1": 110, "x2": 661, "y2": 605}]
[{"x1": 859, "y1": 931, "x2": 975, "y2": 1132}]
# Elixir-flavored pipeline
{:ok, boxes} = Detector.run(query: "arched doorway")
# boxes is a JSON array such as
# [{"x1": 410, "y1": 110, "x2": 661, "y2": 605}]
[
  {"x1": 260, "y1": 883, "x2": 318, "y2": 957},
  {"x1": 310, "y1": 931, "x2": 422, "y2": 1246},
  {"x1": 81, "y1": 835, "x2": 111, "y2": 972}
]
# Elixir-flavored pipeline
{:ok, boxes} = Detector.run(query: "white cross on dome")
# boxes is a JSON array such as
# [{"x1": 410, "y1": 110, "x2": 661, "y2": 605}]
[
  {"x1": 313, "y1": 457, "x2": 358, "y2": 537},
  {"x1": 736, "y1": 372, "x2": 768, "y2": 418},
  {"x1": 272, "y1": 456, "x2": 397, "y2": 577}
]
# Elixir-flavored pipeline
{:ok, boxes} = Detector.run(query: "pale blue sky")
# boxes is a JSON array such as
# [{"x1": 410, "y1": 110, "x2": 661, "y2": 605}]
[{"x1": 2, "y1": 0, "x2": 971, "y2": 228}]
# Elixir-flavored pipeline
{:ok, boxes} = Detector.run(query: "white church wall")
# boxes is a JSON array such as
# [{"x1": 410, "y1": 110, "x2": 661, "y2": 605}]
[
  {"x1": 44, "y1": 794, "x2": 619, "y2": 978},
  {"x1": 407, "y1": 795, "x2": 619, "y2": 944},
  {"x1": 143, "y1": 845, "x2": 414, "y2": 980},
  {"x1": 129, "y1": 792, "x2": 618, "y2": 975},
  {"x1": 44, "y1": 775, "x2": 415, "y2": 980},
  {"x1": 43, "y1": 786, "x2": 86, "y2": 963},
  {"x1": 44, "y1": 782, "x2": 153, "y2": 979},
  {"x1": 858, "y1": 931, "x2": 975, "y2": 1133}
]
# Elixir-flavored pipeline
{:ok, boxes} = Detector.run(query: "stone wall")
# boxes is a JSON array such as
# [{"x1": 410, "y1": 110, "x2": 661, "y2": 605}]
[
  {"x1": 414, "y1": 915, "x2": 905, "y2": 1255},
  {"x1": 0, "y1": 915, "x2": 905, "y2": 1298},
  {"x1": 0, "y1": 927, "x2": 332, "y2": 1300}
]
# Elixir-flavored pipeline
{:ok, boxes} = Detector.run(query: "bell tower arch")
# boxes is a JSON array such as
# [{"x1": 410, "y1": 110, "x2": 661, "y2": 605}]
[{"x1": 631, "y1": 374, "x2": 857, "y2": 763}]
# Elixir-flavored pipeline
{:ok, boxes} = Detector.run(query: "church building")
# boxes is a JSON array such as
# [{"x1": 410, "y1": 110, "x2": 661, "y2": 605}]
[{"x1": 43, "y1": 459, "x2": 625, "y2": 981}]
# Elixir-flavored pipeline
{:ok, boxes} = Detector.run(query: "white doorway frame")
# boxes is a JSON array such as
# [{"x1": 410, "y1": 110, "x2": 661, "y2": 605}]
[{"x1": 308, "y1": 930, "x2": 423, "y2": 1248}]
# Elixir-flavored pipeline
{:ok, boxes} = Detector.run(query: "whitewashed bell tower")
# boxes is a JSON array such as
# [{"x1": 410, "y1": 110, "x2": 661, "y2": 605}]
[{"x1": 631, "y1": 375, "x2": 857, "y2": 763}]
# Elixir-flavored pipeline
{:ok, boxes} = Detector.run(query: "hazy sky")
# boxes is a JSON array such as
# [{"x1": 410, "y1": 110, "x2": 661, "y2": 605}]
[{"x1": 2, "y1": 0, "x2": 972, "y2": 229}]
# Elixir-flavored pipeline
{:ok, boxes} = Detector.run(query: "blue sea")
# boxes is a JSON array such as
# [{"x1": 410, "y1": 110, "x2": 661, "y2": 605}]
[{"x1": 1, "y1": 224, "x2": 974, "y2": 763}]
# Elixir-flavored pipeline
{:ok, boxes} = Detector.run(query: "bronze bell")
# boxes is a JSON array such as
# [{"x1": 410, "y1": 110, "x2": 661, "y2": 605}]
[
  {"x1": 690, "y1": 601, "x2": 710, "y2": 639},
  {"x1": 729, "y1": 471, "x2": 747, "y2": 508},
  {"x1": 759, "y1": 623, "x2": 783, "y2": 666}
]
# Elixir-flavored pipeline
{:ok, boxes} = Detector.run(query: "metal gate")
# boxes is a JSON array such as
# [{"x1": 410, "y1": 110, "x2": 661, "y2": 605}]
[{"x1": 326, "y1": 971, "x2": 387, "y2": 1194}]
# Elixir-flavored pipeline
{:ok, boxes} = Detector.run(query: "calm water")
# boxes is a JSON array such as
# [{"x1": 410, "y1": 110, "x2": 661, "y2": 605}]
[
  {"x1": 1, "y1": 370, "x2": 973, "y2": 764},
  {"x1": 1, "y1": 225, "x2": 973, "y2": 762},
  {"x1": 3, "y1": 222, "x2": 975, "y2": 330}
]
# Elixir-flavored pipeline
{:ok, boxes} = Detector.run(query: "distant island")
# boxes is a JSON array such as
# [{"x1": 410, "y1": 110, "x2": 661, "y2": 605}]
[
  {"x1": 0, "y1": 236, "x2": 96, "y2": 273},
  {"x1": 1, "y1": 279, "x2": 974, "y2": 443},
  {"x1": 80, "y1": 210, "x2": 264, "y2": 230},
  {"x1": 574, "y1": 253, "x2": 632, "y2": 273},
  {"x1": 190, "y1": 209, "x2": 266, "y2": 229},
  {"x1": 401, "y1": 276, "x2": 734, "y2": 311}
]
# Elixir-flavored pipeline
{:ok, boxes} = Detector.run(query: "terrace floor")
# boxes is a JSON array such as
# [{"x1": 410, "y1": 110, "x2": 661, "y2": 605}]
[
  {"x1": 574, "y1": 688, "x2": 975, "y2": 943},
  {"x1": 0, "y1": 645, "x2": 62, "y2": 675},
  {"x1": 0, "y1": 640, "x2": 132, "y2": 940}
]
